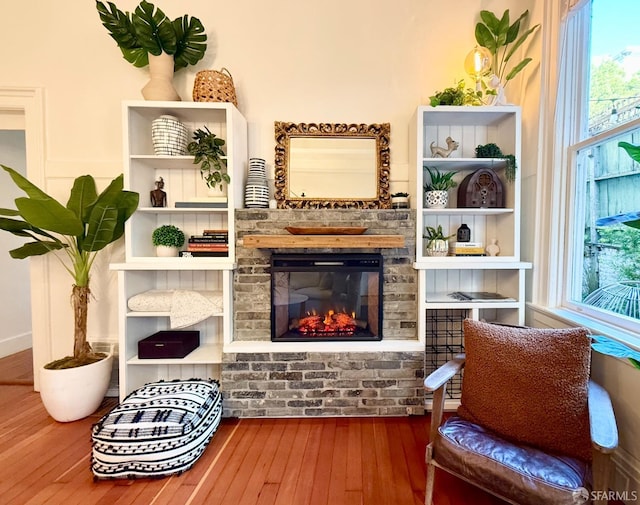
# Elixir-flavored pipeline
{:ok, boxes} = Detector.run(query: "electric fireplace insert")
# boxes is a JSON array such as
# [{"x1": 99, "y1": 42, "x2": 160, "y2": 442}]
[{"x1": 271, "y1": 253, "x2": 383, "y2": 342}]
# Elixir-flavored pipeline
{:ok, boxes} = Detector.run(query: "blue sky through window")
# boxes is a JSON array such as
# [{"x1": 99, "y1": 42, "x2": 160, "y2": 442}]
[{"x1": 591, "y1": 0, "x2": 640, "y2": 59}]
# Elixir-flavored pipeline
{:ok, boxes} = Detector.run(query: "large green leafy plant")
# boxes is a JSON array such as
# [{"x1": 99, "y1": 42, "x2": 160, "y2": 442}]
[
  {"x1": 0, "y1": 166, "x2": 139, "y2": 368},
  {"x1": 96, "y1": 0, "x2": 207, "y2": 71},
  {"x1": 475, "y1": 9, "x2": 539, "y2": 84}
]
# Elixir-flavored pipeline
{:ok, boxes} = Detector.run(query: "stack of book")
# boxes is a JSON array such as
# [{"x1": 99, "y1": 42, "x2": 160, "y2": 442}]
[
  {"x1": 453, "y1": 242, "x2": 485, "y2": 256},
  {"x1": 180, "y1": 229, "x2": 229, "y2": 257}
]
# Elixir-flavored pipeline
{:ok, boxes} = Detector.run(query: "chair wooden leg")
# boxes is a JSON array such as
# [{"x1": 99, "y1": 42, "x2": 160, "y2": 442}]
[
  {"x1": 592, "y1": 450, "x2": 612, "y2": 505},
  {"x1": 425, "y1": 444, "x2": 436, "y2": 505}
]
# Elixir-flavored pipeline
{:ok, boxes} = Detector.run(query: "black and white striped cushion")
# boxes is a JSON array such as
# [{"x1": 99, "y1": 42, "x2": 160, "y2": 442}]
[{"x1": 91, "y1": 379, "x2": 222, "y2": 479}]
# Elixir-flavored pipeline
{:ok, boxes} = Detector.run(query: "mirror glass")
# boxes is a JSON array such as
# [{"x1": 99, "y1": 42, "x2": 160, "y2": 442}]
[{"x1": 274, "y1": 122, "x2": 391, "y2": 209}]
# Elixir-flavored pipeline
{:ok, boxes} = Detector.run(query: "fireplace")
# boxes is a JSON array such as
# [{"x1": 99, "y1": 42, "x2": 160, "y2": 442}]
[{"x1": 271, "y1": 253, "x2": 383, "y2": 342}]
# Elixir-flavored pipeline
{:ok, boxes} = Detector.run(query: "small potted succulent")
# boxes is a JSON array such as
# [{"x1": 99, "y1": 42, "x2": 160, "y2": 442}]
[
  {"x1": 424, "y1": 167, "x2": 457, "y2": 208},
  {"x1": 187, "y1": 126, "x2": 229, "y2": 194},
  {"x1": 424, "y1": 225, "x2": 454, "y2": 257},
  {"x1": 391, "y1": 192, "x2": 410, "y2": 209},
  {"x1": 152, "y1": 224, "x2": 185, "y2": 257}
]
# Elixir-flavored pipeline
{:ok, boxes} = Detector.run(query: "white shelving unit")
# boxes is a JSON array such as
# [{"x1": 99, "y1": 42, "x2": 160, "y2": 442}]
[
  {"x1": 410, "y1": 106, "x2": 532, "y2": 401},
  {"x1": 111, "y1": 101, "x2": 247, "y2": 399}
]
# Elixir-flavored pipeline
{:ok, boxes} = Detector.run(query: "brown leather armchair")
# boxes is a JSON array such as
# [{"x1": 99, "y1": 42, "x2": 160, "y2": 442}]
[{"x1": 424, "y1": 353, "x2": 618, "y2": 505}]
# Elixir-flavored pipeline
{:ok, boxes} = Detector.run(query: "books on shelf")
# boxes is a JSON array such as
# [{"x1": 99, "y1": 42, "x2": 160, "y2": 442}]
[
  {"x1": 448, "y1": 291, "x2": 514, "y2": 302},
  {"x1": 453, "y1": 241, "x2": 485, "y2": 256},
  {"x1": 179, "y1": 250, "x2": 228, "y2": 258},
  {"x1": 175, "y1": 201, "x2": 227, "y2": 208}
]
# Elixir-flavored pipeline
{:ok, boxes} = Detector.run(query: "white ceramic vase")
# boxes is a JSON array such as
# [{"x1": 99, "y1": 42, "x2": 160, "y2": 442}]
[
  {"x1": 39, "y1": 350, "x2": 113, "y2": 422},
  {"x1": 425, "y1": 190, "x2": 449, "y2": 209},
  {"x1": 141, "y1": 53, "x2": 181, "y2": 101},
  {"x1": 151, "y1": 115, "x2": 189, "y2": 156},
  {"x1": 156, "y1": 245, "x2": 179, "y2": 257}
]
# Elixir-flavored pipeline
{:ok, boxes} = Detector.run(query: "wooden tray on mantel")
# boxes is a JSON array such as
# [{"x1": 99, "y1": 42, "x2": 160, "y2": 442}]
[{"x1": 285, "y1": 226, "x2": 367, "y2": 235}]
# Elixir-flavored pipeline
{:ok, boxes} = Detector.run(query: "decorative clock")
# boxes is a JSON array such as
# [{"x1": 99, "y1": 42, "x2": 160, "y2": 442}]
[{"x1": 457, "y1": 169, "x2": 504, "y2": 208}]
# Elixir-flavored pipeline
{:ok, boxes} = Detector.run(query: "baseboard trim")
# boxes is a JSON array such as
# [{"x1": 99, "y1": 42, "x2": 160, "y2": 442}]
[
  {"x1": 0, "y1": 332, "x2": 32, "y2": 358},
  {"x1": 613, "y1": 447, "x2": 640, "y2": 495}
]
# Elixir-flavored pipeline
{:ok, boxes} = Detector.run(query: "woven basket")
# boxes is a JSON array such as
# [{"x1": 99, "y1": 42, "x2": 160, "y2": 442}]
[{"x1": 192, "y1": 68, "x2": 238, "y2": 106}]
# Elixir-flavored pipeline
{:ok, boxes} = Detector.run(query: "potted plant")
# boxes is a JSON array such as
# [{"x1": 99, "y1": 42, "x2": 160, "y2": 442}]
[
  {"x1": 152, "y1": 224, "x2": 185, "y2": 257},
  {"x1": 0, "y1": 166, "x2": 139, "y2": 421},
  {"x1": 187, "y1": 126, "x2": 230, "y2": 193},
  {"x1": 476, "y1": 143, "x2": 517, "y2": 182},
  {"x1": 96, "y1": 0, "x2": 207, "y2": 100},
  {"x1": 424, "y1": 225, "x2": 454, "y2": 256},
  {"x1": 391, "y1": 192, "x2": 410, "y2": 209},
  {"x1": 430, "y1": 80, "x2": 484, "y2": 107},
  {"x1": 424, "y1": 166, "x2": 457, "y2": 208},
  {"x1": 474, "y1": 9, "x2": 540, "y2": 100}
]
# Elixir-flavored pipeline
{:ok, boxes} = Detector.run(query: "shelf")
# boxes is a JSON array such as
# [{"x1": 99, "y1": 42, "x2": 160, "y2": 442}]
[
  {"x1": 127, "y1": 343, "x2": 223, "y2": 365},
  {"x1": 126, "y1": 311, "x2": 224, "y2": 318},
  {"x1": 111, "y1": 259, "x2": 236, "y2": 271},
  {"x1": 413, "y1": 259, "x2": 532, "y2": 270},
  {"x1": 422, "y1": 158, "x2": 507, "y2": 171},
  {"x1": 137, "y1": 206, "x2": 229, "y2": 213},
  {"x1": 130, "y1": 154, "x2": 228, "y2": 170},
  {"x1": 422, "y1": 207, "x2": 514, "y2": 215},
  {"x1": 241, "y1": 234, "x2": 405, "y2": 249}
]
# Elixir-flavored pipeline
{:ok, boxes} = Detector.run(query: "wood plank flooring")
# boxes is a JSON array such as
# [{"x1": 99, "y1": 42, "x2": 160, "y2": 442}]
[{"x1": 0, "y1": 350, "x2": 510, "y2": 504}]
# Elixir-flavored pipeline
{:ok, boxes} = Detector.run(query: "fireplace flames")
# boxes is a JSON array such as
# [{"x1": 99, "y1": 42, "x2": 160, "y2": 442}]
[{"x1": 295, "y1": 309, "x2": 358, "y2": 336}]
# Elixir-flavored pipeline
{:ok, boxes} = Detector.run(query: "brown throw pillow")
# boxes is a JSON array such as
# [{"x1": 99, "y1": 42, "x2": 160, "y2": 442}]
[{"x1": 457, "y1": 319, "x2": 592, "y2": 461}]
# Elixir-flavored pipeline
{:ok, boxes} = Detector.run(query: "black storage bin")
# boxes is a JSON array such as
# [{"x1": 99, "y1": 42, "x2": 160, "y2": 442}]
[{"x1": 138, "y1": 331, "x2": 199, "y2": 359}]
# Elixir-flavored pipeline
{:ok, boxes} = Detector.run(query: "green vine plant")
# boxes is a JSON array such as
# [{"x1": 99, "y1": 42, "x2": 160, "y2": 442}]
[
  {"x1": 475, "y1": 143, "x2": 517, "y2": 183},
  {"x1": 429, "y1": 80, "x2": 485, "y2": 107},
  {"x1": 475, "y1": 9, "x2": 540, "y2": 85}
]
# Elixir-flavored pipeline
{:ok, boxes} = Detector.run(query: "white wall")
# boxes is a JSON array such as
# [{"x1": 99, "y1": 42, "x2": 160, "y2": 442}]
[{"x1": 0, "y1": 129, "x2": 32, "y2": 357}]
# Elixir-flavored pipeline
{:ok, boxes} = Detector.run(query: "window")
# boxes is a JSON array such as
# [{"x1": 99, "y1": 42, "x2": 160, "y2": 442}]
[{"x1": 565, "y1": 0, "x2": 640, "y2": 332}]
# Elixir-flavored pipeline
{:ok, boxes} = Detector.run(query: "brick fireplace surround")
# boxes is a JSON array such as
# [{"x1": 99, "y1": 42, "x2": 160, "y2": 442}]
[{"x1": 221, "y1": 209, "x2": 424, "y2": 418}]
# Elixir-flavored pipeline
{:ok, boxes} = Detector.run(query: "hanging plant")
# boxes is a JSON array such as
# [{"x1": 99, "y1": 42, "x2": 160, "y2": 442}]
[{"x1": 475, "y1": 143, "x2": 517, "y2": 182}]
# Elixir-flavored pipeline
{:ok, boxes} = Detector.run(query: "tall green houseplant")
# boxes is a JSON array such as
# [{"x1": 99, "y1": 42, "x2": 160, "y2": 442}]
[
  {"x1": 474, "y1": 9, "x2": 540, "y2": 85},
  {"x1": 0, "y1": 166, "x2": 139, "y2": 368}
]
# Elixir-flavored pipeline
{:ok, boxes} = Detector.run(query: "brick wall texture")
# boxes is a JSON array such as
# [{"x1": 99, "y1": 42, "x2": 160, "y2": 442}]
[{"x1": 222, "y1": 209, "x2": 424, "y2": 418}]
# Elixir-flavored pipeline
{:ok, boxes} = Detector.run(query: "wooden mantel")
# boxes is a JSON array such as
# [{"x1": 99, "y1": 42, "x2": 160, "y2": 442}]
[{"x1": 241, "y1": 234, "x2": 405, "y2": 249}]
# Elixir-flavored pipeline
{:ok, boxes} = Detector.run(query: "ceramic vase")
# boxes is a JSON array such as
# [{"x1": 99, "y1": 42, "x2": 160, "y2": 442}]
[
  {"x1": 155, "y1": 245, "x2": 179, "y2": 257},
  {"x1": 245, "y1": 158, "x2": 269, "y2": 208},
  {"x1": 39, "y1": 348, "x2": 113, "y2": 422},
  {"x1": 151, "y1": 115, "x2": 188, "y2": 156},
  {"x1": 141, "y1": 53, "x2": 181, "y2": 101},
  {"x1": 425, "y1": 190, "x2": 449, "y2": 209},
  {"x1": 426, "y1": 239, "x2": 449, "y2": 257}
]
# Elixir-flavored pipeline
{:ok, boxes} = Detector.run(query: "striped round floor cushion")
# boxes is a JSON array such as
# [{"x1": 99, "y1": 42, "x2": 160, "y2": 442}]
[{"x1": 91, "y1": 378, "x2": 222, "y2": 479}]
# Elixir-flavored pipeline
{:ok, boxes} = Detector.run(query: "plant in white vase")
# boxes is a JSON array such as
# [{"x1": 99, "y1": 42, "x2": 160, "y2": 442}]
[
  {"x1": 152, "y1": 224, "x2": 185, "y2": 257},
  {"x1": 424, "y1": 167, "x2": 457, "y2": 208},
  {"x1": 0, "y1": 166, "x2": 139, "y2": 421}
]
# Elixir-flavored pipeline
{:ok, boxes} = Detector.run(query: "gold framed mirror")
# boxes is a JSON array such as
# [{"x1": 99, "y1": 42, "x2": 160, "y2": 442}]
[{"x1": 274, "y1": 122, "x2": 391, "y2": 209}]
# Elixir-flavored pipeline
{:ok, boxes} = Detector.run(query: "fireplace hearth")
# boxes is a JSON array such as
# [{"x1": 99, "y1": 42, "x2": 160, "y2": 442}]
[{"x1": 271, "y1": 253, "x2": 383, "y2": 342}]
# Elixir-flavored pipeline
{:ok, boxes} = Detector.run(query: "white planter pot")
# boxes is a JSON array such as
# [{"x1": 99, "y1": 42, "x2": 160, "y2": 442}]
[
  {"x1": 425, "y1": 190, "x2": 449, "y2": 209},
  {"x1": 39, "y1": 350, "x2": 113, "y2": 422},
  {"x1": 156, "y1": 245, "x2": 179, "y2": 257},
  {"x1": 391, "y1": 196, "x2": 409, "y2": 209}
]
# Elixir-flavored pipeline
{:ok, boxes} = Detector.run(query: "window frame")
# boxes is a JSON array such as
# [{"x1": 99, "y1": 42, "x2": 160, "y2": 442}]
[{"x1": 562, "y1": 113, "x2": 640, "y2": 337}]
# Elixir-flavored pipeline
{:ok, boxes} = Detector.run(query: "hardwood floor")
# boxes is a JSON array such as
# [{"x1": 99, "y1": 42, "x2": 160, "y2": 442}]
[{"x1": 0, "y1": 351, "x2": 509, "y2": 504}]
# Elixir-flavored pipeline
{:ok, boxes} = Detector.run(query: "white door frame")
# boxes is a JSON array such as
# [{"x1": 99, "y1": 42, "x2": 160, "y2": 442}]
[{"x1": 0, "y1": 87, "x2": 48, "y2": 390}]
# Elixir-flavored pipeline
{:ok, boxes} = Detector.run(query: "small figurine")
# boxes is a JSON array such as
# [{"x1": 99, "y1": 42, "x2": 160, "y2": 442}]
[
  {"x1": 430, "y1": 137, "x2": 459, "y2": 158},
  {"x1": 486, "y1": 238, "x2": 500, "y2": 256},
  {"x1": 150, "y1": 177, "x2": 167, "y2": 207},
  {"x1": 486, "y1": 74, "x2": 508, "y2": 106}
]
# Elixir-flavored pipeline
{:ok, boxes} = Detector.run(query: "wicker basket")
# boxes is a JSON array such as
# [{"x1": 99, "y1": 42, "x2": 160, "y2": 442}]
[{"x1": 192, "y1": 68, "x2": 238, "y2": 106}]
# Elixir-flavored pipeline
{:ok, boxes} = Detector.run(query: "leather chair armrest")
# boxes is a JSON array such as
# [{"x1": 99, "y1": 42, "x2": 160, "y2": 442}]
[
  {"x1": 588, "y1": 380, "x2": 618, "y2": 453},
  {"x1": 424, "y1": 354, "x2": 465, "y2": 443},
  {"x1": 424, "y1": 354, "x2": 466, "y2": 392}
]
